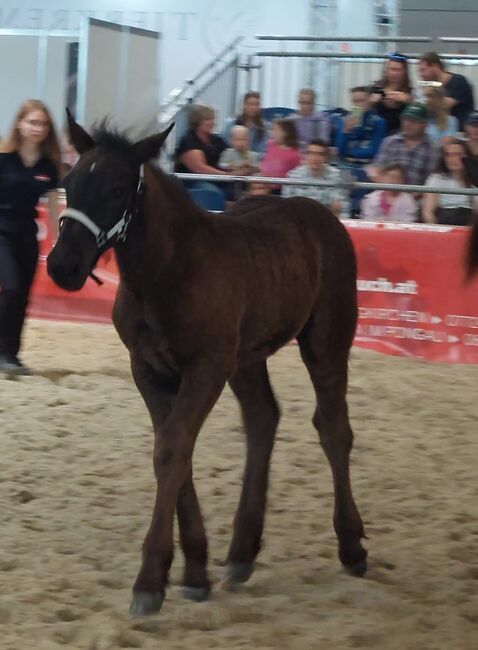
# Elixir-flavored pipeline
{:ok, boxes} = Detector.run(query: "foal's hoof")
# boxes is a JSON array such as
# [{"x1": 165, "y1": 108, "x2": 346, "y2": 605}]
[
  {"x1": 225, "y1": 562, "x2": 255, "y2": 586},
  {"x1": 343, "y1": 559, "x2": 368, "y2": 577},
  {"x1": 182, "y1": 585, "x2": 210, "y2": 602},
  {"x1": 129, "y1": 591, "x2": 165, "y2": 617}
]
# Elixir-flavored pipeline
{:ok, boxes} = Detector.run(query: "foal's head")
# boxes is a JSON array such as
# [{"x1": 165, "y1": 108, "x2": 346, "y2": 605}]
[{"x1": 47, "y1": 110, "x2": 173, "y2": 291}]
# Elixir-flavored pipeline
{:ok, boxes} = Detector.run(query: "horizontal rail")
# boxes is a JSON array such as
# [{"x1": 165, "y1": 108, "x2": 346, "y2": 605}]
[
  {"x1": 174, "y1": 173, "x2": 478, "y2": 196},
  {"x1": 439, "y1": 37, "x2": 478, "y2": 44},
  {"x1": 255, "y1": 51, "x2": 478, "y2": 61},
  {"x1": 255, "y1": 35, "x2": 432, "y2": 43}
]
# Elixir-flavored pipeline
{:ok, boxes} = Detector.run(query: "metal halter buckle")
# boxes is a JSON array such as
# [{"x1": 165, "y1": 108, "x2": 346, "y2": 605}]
[{"x1": 96, "y1": 231, "x2": 107, "y2": 247}]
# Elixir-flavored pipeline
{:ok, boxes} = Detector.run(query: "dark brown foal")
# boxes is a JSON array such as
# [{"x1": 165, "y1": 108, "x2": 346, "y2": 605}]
[{"x1": 47, "y1": 113, "x2": 367, "y2": 618}]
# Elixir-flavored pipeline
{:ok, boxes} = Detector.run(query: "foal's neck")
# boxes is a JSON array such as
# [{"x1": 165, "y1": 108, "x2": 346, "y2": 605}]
[{"x1": 114, "y1": 165, "x2": 206, "y2": 294}]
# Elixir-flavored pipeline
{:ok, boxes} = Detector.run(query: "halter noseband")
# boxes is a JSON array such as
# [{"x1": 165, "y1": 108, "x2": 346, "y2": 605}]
[{"x1": 58, "y1": 172, "x2": 143, "y2": 250}]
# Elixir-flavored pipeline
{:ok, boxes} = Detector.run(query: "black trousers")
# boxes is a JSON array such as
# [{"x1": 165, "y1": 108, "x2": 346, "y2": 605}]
[{"x1": 0, "y1": 226, "x2": 39, "y2": 357}]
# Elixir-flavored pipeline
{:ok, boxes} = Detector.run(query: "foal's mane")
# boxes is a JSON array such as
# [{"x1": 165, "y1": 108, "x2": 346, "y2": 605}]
[
  {"x1": 92, "y1": 123, "x2": 134, "y2": 158},
  {"x1": 92, "y1": 124, "x2": 201, "y2": 214}
]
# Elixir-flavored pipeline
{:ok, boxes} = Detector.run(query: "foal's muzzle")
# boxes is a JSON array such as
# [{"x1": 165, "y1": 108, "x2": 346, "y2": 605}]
[{"x1": 47, "y1": 235, "x2": 98, "y2": 292}]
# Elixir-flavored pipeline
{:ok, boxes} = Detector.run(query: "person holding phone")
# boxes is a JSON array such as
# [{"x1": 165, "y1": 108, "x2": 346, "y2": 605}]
[
  {"x1": 335, "y1": 86, "x2": 386, "y2": 165},
  {"x1": 370, "y1": 52, "x2": 413, "y2": 134}
]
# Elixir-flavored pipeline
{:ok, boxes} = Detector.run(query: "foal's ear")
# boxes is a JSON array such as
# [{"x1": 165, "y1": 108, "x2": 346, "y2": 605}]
[
  {"x1": 131, "y1": 123, "x2": 175, "y2": 166},
  {"x1": 65, "y1": 108, "x2": 95, "y2": 154}
]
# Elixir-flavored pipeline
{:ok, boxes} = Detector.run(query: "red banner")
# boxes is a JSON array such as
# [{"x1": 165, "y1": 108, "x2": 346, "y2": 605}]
[
  {"x1": 31, "y1": 207, "x2": 478, "y2": 364},
  {"x1": 31, "y1": 206, "x2": 118, "y2": 324},
  {"x1": 348, "y1": 220, "x2": 478, "y2": 364}
]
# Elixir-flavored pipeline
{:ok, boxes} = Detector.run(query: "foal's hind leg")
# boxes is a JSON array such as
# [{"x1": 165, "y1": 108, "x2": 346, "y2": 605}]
[
  {"x1": 226, "y1": 360, "x2": 280, "y2": 585},
  {"x1": 297, "y1": 327, "x2": 367, "y2": 576}
]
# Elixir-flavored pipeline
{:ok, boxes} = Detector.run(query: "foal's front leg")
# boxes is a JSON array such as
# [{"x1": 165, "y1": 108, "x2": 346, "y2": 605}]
[
  {"x1": 130, "y1": 360, "x2": 228, "y2": 617},
  {"x1": 131, "y1": 357, "x2": 210, "y2": 604}
]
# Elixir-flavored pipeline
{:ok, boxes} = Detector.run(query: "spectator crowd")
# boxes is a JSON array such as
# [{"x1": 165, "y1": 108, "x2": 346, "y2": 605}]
[{"x1": 174, "y1": 51, "x2": 478, "y2": 226}]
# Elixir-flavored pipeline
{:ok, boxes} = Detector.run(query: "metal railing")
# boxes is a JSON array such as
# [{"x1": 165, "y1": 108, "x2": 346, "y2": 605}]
[
  {"x1": 173, "y1": 172, "x2": 478, "y2": 197},
  {"x1": 158, "y1": 36, "x2": 242, "y2": 124},
  {"x1": 255, "y1": 35, "x2": 432, "y2": 43},
  {"x1": 251, "y1": 46, "x2": 478, "y2": 111},
  {"x1": 157, "y1": 36, "x2": 242, "y2": 167},
  {"x1": 439, "y1": 37, "x2": 478, "y2": 44}
]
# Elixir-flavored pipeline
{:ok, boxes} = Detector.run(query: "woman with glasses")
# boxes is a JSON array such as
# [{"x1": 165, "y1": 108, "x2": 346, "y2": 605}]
[
  {"x1": 0, "y1": 99, "x2": 61, "y2": 374},
  {"x1": 371, "y1": 52, "x2": 413, "y2": 135}
]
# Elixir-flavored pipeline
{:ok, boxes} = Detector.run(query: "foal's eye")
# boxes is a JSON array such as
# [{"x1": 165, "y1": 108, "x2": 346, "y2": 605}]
[{"x1": 112, "y1": 188, "x2": 123, "y2": 199}]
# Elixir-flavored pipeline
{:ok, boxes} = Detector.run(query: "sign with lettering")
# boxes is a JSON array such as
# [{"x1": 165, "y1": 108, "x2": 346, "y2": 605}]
[{"x1": 33, "y1": 207, "x2": 478, "y2": 363}]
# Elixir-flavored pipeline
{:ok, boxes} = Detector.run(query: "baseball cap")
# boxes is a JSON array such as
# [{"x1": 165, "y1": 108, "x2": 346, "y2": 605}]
[
  {"x1": 465, "y1": 111, "x2": 478, "y2": 125},
  {"x1": 401, "y1": 103, "x2": 427, "y2": 122}
]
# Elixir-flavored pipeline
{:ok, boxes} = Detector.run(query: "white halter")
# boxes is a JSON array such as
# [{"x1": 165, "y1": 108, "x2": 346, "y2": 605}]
[
  {"x1": 58, "y1": 207, "x2": 131, "y2": 248},
  {"x1": 58, "y1": 172, "x2": 143, "y2": 249}
]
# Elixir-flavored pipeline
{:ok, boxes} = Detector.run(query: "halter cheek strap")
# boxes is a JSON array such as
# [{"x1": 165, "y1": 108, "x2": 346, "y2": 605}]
[{"x1": 58, "y1": 172, "x2": 143, "y2": 250}]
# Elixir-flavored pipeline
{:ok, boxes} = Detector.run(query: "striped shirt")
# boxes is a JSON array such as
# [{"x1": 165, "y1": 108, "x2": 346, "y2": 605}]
[
  {"x1": 282, "y1": 163, "x2": 349, "y2": 216},
  {"x1": 373, "y1": 133, "x2": 439, "y2": 186}
]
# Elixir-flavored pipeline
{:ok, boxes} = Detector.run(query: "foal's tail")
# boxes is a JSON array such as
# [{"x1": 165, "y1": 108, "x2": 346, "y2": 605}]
[{"x1": 466, "y1": 216, "x2": 478, "y2": 280}]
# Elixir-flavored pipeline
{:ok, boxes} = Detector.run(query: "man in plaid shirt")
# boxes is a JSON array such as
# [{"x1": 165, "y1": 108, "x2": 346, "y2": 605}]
[{"x1": 367, "y1": 103, "x2": 439, "y2": 186}]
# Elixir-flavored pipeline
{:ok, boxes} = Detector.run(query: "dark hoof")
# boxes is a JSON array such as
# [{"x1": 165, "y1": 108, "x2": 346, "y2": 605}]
[
  {"x1": 225, "y1": 562, "x2": 255, "y2": 586},
  {"x1": 344, "y1": 559, "x2": 368, "y2": 577},
  {"x1": 182, "y1": 585, "x2": 210, "y2": 602},
  {"x1": 129, "y1": 591, "x2": 165, "y2": 617}
]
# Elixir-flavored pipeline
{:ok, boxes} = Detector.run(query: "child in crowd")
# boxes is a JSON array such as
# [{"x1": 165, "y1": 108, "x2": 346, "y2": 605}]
[
  {"x1": 260, "y1": 119, "x2": 301, "y2": 191},
  {"x1": 423, "y1": 85, "x2": 459, "y2": 144},
  {"x1": 218, "y1": 125, "x2": 260, "y2": 175},
  {"x1": 360, "y1": 163, "x2": 417, "y2": 222}
]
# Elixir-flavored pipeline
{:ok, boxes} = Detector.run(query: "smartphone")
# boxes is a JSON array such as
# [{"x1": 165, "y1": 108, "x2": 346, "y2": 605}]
[
  {"x1": 350, "y1": 105, "x2": 364, "y2": 121},
  {"x1": 416, "y1": 80, "x2": 443, "y2": 88}
]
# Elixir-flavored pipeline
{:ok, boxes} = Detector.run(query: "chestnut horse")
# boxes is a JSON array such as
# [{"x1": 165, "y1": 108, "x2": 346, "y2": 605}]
[{"x1": 47, "y1": 110, "x2": 367, "y2": 617}]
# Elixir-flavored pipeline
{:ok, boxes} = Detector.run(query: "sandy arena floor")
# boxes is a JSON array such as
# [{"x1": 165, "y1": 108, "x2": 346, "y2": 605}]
[{"x1": 0, "y1": 320, "x2": 477, "y2": 650}]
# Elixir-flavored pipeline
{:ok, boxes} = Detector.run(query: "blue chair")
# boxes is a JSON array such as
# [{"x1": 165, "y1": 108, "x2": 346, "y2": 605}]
[
  {"x1": 261, "y1": 106, "x2": 296, "y2": 121},
  {"x1": 188, "y1": 187, "x2": 225, "y2": 212}
]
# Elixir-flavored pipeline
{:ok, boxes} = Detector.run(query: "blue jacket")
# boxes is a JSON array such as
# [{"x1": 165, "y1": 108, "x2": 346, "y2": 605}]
[{"x1": 336, "y1": 110, "x2": 386, "y2": 162}]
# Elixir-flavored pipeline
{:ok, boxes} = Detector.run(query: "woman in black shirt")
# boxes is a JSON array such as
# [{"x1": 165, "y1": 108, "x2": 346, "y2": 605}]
[
  {"x1": 371, "y1": 52, "x2": 413, "y2": 135},
  {"x1": 0, "y1": 99, "x2": 61, "y2": 374},
  {"x1": 174, "y1": 103, "x2": 229, "y2": 197}
]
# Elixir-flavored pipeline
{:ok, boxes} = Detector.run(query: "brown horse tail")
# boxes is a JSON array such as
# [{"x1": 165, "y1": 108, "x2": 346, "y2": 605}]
[{"x1": 466, "y1": 215, "x2": 478, "y2": 280}]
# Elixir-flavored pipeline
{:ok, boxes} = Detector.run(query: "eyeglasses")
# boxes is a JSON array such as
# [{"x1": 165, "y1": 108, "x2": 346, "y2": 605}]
[{"x1": 387, "y1": 52, "x2": 408, "y2": 62}]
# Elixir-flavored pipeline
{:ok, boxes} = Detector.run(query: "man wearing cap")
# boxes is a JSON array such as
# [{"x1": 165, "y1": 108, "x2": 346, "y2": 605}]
[
  {"x1": 367, "y1": 103, "x2": 439, "y2": 187},
  {"x1": 418, "y1": 52, "x2": 475, "y2": 131}
]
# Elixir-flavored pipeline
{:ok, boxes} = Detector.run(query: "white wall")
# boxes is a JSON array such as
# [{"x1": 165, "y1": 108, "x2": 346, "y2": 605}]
[{"x1": 0, "y1": 0, "x2": 311, "y2": 103}]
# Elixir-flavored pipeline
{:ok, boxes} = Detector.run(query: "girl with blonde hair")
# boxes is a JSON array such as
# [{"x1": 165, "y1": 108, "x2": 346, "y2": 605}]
[
  {"x1": 0, "y1": 99, "x2": 62, "y2": 374},
  {"x1": 423, "y1": 85, "x2": 459, "y2": 143}
]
